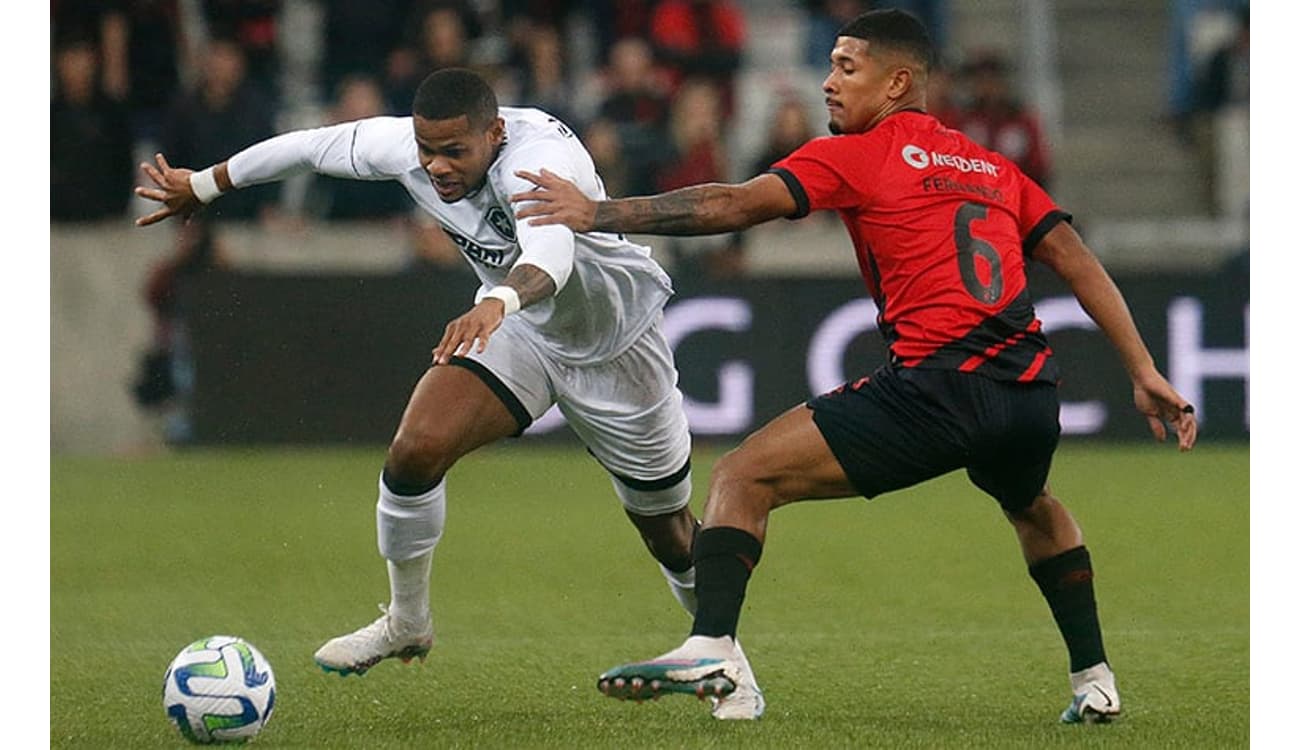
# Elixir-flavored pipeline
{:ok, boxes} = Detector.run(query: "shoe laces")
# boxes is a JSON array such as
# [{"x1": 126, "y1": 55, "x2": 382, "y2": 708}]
[{"x1": 350, "y1": 604, "x2": 398, "y2": 644}]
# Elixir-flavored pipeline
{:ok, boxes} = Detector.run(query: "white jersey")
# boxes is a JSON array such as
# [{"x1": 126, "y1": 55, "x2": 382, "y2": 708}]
[{"x1": 225, "y1": 107, "x2": 674, "y2": 364}]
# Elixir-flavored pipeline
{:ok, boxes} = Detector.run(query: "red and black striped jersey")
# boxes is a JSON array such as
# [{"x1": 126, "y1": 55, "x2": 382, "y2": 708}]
[{"x1": 770, "y1": 110, "x2": 1066, "y2": 383}]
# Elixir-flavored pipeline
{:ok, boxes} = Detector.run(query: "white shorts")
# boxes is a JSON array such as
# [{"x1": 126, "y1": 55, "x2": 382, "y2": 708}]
[{"x1": 456, "y1": 314, "x2": 692, "y2": 509}]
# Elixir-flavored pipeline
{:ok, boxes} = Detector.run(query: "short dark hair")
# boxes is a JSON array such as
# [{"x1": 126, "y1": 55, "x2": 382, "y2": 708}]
[
  {"x1": 412, "y1": 68, "x2": 498, "y2": 128},
  {"x1": 837, "y1": 9, "x2": 935, "y2": 72}
]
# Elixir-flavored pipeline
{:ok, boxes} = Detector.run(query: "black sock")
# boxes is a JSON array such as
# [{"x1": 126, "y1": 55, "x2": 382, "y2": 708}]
[
  {"x1": 690, "y1": 527, "x2": 763, "y2": 638},
  {"x1": 1029, "y1": 545, "x2": 1108, "y2": 673}
]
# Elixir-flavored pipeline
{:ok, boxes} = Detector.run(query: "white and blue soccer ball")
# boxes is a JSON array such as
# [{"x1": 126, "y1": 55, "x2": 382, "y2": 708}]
[{"x1": 162, "y1": 635, "x2": 276, "y2": 744}]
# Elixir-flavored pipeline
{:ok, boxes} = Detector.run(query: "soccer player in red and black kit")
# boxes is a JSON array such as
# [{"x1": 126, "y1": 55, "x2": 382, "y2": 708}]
[{"x1": 511, "y1": 9, "x2": 1197, "y2": 724}]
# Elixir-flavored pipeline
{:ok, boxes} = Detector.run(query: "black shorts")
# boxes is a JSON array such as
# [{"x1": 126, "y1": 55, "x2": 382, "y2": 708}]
[{"x1": 807, "y1": 365, "x2": 1060, "y2": 513}]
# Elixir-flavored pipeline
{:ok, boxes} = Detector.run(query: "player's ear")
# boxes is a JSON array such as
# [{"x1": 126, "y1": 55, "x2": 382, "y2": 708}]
[
  {"x1": 888, "y1": 66, "x2": 914, "y2": 100},
  {"x1": 489, "y1": 116, "x2": 506, "y2": 145}
]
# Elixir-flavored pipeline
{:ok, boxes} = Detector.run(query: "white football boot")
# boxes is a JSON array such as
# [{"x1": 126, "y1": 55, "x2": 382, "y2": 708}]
[
  {"x1": 597, "y1": 635, "x2": 741, "y2": 702},
  {"x1": 710, "y1": 637, "x2": 765, "y2": 720},
  {"x1": 1059, "y1": 662, "x2": 1121, "y2": 723},
  {"x1": 314, "y1": 605, "x2": 433, "y2": 676}
]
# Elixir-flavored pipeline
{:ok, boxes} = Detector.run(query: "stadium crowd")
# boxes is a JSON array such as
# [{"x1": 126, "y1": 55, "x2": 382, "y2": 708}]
[
  {"x1": 52, "y1": 0, "x2": 1250, "y2": 236},
  {"x1": 61, "y1": 2, "x2": 1064, "y2": 280},
  {"x1": 53, "y1": 0, "x2": 1029, "y2": 265}
]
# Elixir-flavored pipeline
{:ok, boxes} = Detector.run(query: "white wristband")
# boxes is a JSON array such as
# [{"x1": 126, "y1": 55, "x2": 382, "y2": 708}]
[
  {"x1": 189, "y1": 167, "x2": 223, "y2": 204},
  {"x1": 483, "y1": 285, "x2": 521, "y2": 315}
]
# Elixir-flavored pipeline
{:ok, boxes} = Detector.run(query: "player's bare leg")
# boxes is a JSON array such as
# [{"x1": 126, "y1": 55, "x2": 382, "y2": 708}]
[
  {"x1": 598, "y1": 406, "x2": 854, "y2": 711},
  {"x1": 702, "y1": 405, "x2": 857, "y2": 539},
  {"x1": 1007, "y1": 487, "x2": 1120, "y2": 723},
  {"x1": 315, "y1": 364, "x2": 520, "y2": 676},
  {"x1": 1005, "y1": 487, "x2": 1083, "y2": 564},
  {"x1": 626, "y1": 507, "x2": 697, "y2": 611}
]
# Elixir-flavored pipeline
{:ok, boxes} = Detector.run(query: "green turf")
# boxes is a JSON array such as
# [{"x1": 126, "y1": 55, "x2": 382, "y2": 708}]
[{"x1": 51, "y1": 443, "x2": 1248, "y2": 748}]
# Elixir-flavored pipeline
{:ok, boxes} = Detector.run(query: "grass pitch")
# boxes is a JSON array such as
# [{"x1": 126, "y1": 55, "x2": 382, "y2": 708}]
[{"x1": 51, "y1": 442, "x2": 1248, "y2": 748}]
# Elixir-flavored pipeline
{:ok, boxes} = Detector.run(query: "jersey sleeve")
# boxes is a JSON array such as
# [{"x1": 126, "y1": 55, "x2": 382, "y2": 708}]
[
  {"x1": 1015, "y1": 168, "x2": 1072, "y2": 257},
  {"x1": 496, "y1": 139, "x2": 583, "y2": 293},
  {"x1": 227, "y1": 117, "x2": 415, "y2": 187},
  {"x1": 768, "y1": 135, "x2": 884, "y2": 218}
]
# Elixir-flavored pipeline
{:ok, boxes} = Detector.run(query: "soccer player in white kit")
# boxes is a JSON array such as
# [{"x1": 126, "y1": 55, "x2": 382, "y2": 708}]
[{"x1": 134, "y1": 68, "x2": 762, "y2": 719}]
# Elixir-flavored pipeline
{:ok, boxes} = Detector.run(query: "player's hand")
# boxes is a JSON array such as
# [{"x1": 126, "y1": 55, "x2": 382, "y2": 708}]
[
  {"x1": 135, "y1": 153, "x2": 201, "y2": 226},
  {"x1": 510, "y1": 169, "x2": 596, "y2": 231},
  {"x1": 432, "y1": 299, "x2": 507, "y2": 366},
  {"x1": 1132, "y1": 369, "x2": 1198, "y2": 451}
]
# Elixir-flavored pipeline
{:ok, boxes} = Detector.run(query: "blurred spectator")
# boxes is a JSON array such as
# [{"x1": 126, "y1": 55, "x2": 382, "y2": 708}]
[
  {"x1": 599, "y1": 37, "x2": 671, "y2": 124},
  {"x1": 656, "y1": 79, "x2": 727, "y2": 194},
  {"x1": 649, "y1": 0, "x2": 747, "y2": 117},
  {"x1": 584, "y1": 0, "x2": 656, "y2": 65},
  {"x1": 52, "y1": 0, "x2": 124, "y2": 89},
  {"x1": 1165, "y1": 0, "x2": 1243, "y2": 134},
  {"x1": 320, "y1": 0, "x2": 416, "y2": 99},
  {"x1": 202, "y1": 1, "x2": 282, "y2": 102},
  {"x1": 385, "y1": 1, "x2": 483, "y2": 112},
  {"x1": 656, "y1": 78, "x2": 746, "y2": 279},
  {"x1": 1190, "y1": 4, "x2": 1248, "y2": 220},
  {"x1": 53, "y1": 1, "x2": 187, "y2": 146},
  {"x1": 132, "y1": 219, "x2": 228, "y2": 444},
  {"x1": 51, "y1": 39, "x2": 135, "y2": 222},
  {"x1": 508, "y1": 22, "x2": 578, "y2": 127},
  {"x1": 582, "y1": 117, "x2": 629, "y2": 198},
  {"x1": 802, "y1": 0, "x2": 869, "y2": 67},
  {"x1": 120, "y1": 1, "x2": 187, "y2": 145},
  {"x1": 597, "y1": 36, "x2": 672, "y2": 195},
  {"x1": 161, "y1": 36, "x2": 279, "y2": 221},
  {"x1": 749, "y1": 97, "x2": 814, "y2": 177},
  {"x1": 926, "y1": 59, "x2": 964, "y2": 128},
  {"x1": 303, "y1": 75, "x2": 416, "y2": 221},
  {"x1": 1192, "y1": 6, "x2": 1249, "y2": 113},
  {"x1": 599, "y1": 37, "x2": 672, "y2": 126},
  {"x1": 951, "y1": 50, "x2": 1052, "y2": 188},
  {"x1": 880, "y1": 0, "x2": 947, "y2": 53},
  {"x1": 500, "y1": 0, "x2": 578, "y2": 39}
]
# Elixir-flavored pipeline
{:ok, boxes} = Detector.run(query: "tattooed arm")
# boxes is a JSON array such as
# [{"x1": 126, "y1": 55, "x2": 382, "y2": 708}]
[
  {"x1": 511, "y1": 169, "x2": 797, "y2": 236},
  {"x1": 501, "y1": 263, "x2": 557, "y2": 309}
]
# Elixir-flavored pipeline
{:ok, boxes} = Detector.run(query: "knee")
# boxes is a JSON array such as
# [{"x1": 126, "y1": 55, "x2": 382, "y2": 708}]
[
  {"x1": 710, "y1": 448, "x2": 758, "y2": 493},
  {"x1": 1004, "y1": 491, "x2": 1052, "y2": 532},
  {"x1": 1006, "y1": 487, "x2": 1080, "y2": 534},
  {"x1": 1006, "y1": 486, "x2": 1055, "y2": 521},
  {"x1": 385, "y1": 428, "x2": 457, "y2": 491},
  {"x1": 709, "y1": 447, "x2": 781, "y2": 507}
]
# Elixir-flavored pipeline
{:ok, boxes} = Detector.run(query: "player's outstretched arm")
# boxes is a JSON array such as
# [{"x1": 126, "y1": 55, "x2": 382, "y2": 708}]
[
  {"x1": 1031, "y1": 222, "x2": 1198, "y2": 451},
  {"x1": 135, "y1": 154, "x2": 233, "y2": 226},
  {"x1": 138, "y1": 120, "x2": 409, "y2": 228},
  {"x1": 511, "y1": 169, "x2": 796, "y2": 236}
]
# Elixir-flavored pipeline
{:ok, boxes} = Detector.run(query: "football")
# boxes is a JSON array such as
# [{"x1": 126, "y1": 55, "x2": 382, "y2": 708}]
[{"x1": 162, "y1": 635, "x2": 276, "y2": 744}]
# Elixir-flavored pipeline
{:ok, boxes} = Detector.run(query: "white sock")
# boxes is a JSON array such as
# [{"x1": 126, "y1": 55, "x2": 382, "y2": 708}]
[
  {"x1": 660, "y1": 564, "x2": 698, "y2": 616},
  {"x1": 375, "y1": 476, "x2": 446, "y2": 625},
  {"x1": 1069, "y1": 661, "x2": 1114, "y2": 691},
  {"x1": 387, "y1": 553, "x2": 433, "y2": 625},
  {"x1": 682, "y1": 634, "x2": 734, "y2": 658}
]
